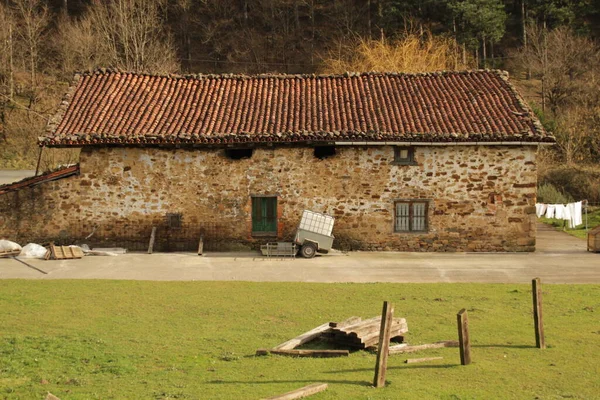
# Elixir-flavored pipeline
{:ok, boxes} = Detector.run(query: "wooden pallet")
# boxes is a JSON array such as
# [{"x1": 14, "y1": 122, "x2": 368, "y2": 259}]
[
  {"x1": 47, "y1": 244, "x2": 84, "y2": 260},
  {"x1": 0, "y1": 249, "x2": 21, "y2": 258}
]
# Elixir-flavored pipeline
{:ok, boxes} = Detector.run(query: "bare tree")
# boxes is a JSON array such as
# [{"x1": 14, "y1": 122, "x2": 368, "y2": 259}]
[
  {"x1": 58, "y1": 0, "x2": 179, "y2": 74},
  {"x1": 13, "y1": 0, "x2": 49, "y2": 92},
  {"x1": 512, "y1": 25, "x2": 600, "y2": 115},
  {"x1": 0, "y1": 3, "x2": 15, "y2": 100}
]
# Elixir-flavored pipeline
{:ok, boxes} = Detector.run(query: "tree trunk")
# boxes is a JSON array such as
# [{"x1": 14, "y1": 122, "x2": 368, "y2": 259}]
[
  {"x1": 367, "y1": 0, "x2": 371, "y2": 38},
  {"x1": 8, "y1": 24, "x2": 14, "y2": 100},
  {"x1": 482, "y1": 38, "x2": 486, "y2": 68}
]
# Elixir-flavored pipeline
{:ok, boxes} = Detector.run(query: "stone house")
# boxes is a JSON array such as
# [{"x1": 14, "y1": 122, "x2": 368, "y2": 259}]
[{"x1": 0, "y1": 70, "x2": 554, "y2": 252}]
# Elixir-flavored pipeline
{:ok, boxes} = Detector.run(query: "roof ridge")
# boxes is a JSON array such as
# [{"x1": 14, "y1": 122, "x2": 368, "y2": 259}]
[{"x1": 73, "y1": 68, "x2": 508, "y2": 81}]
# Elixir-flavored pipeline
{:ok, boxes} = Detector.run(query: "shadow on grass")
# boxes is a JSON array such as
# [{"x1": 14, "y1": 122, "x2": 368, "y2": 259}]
[
  {"x1": 207, "y1": 379, "x2": 371, "y2": 386},
  {"x1": 324, "y1": 364, "x2": 456, "y2": 374},
  {"x1": 471, "y1": 344, "x2": 535, "y2": 349}
]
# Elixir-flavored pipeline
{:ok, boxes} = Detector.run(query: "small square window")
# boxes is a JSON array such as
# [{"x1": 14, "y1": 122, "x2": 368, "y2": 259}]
[
  {"x1": 394, "y1": 201, "x2": 428, "y2": 232},
  {"x1": 166, "y1": 213, "x2": 183, "y2": 228},
  {"x1": 393, "y1": 147, "x2": 417, "y2": 165}
]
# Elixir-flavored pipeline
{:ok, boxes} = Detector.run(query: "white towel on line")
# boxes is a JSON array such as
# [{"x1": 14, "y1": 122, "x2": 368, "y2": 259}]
[{"x1": 535, "y1": 203, "x2": 547, "y2": 218}]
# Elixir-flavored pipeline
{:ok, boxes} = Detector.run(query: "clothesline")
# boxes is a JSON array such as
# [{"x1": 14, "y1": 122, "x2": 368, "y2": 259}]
[{"x1": 535, "y1": 200, "x2": 585, "y2": 229}]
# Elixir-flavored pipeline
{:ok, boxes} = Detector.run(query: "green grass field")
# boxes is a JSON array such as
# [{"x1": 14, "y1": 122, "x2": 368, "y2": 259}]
[
  {"x1": 540, "y1": 207, "x2": 600, "y2": 240},
  {"x1": 0, "y1": 281, "x2": 598, "y2": 399}
]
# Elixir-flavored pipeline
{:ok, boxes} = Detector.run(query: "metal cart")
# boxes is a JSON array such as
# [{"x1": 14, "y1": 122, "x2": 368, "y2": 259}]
[{"x1": 260, "y1": 210, "x2": 335, "y2": 258}]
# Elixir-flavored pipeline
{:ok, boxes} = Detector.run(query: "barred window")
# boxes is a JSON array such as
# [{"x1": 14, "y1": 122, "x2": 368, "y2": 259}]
[
  {"x1": 393, "y1": 147, "x2": 417, "y2": 165},
  {"x1": 395, "y1": 201, "x2": 428, "y2": 232}
]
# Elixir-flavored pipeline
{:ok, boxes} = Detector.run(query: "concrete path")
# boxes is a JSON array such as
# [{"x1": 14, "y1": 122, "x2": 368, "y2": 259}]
[{"x1": 1, "y1": 224, "x2": 598, "y2": 283}]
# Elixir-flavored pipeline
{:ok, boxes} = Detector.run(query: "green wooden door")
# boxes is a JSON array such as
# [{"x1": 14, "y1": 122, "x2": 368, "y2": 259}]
[{"x1": 252, "y1": 197, "x2": 277, "y2": 234}]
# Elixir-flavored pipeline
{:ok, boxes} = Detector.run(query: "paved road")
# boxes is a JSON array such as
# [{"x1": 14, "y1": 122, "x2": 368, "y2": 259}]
[
  {"x1": 0, "y1": 170, "x2": 35, "y2": 185},
  {"x1": 1, "y1": 224, "x2": 598, "y2": 283}
]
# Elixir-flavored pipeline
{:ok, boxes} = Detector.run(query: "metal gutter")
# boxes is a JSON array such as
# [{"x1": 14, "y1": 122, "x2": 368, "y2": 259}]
[{"x1": 334, "y1": 141, "x2": 554, "y2": 146}]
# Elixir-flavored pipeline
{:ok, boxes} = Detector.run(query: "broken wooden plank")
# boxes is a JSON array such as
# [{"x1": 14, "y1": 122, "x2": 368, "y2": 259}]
[
  {"x1": 373, "y1": 301, "x2": 394, "y2": 388},
  {"x1": 272, "y1": 316, "x2": 361, "y2": 351},
  {"x1": 255, "y1": 348, "x2": 270, "y2": 356},
  {"x1": 389, "y1": 340, "x2": 459, "y2": 355},
  {"x1": 269, "y1": 349, "x2": 349, "y2": 358},
  {"x1": 263, "y1": 383, "x2": 328, "y2": 400},
  {"x1": 148, "y1": 227, "x2": 156, "y2": 254},
  {"x1": 329, "y1": 316, "x2": 361, "y2": 328},
  {"x1": 404, "y1": 356, "x2": 443, "y2": 364}
]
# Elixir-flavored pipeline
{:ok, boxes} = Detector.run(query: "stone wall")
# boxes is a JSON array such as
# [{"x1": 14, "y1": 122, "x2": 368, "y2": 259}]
[{"x1": 0, "y1": 145, "x2": 538, "y2": 252}]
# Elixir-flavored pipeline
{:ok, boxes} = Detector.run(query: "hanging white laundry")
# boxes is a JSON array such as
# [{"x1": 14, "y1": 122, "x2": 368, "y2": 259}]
[
  {"x1": 566, "y1": 202, "x2": 575, "y2": 228},
  {"x1": 572, "y1": 201, "x2": 583, "y2": 227},
  {"x1": 535, "y1": 203, "x2": 547, "y2": 218},
  {"x1": 545, "y1": 205, "x2": 555, "y2": 219},
  {"x1": 563, "y1": 204, "x2": 571, "y2": 222},
  {"x1": 554, "y1": 204, "x2": 565, "y2": 220}
]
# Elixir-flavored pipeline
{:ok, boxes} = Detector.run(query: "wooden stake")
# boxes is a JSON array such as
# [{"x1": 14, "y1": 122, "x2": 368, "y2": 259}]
[
  {"x1": 457, "y1": 309, "x2": 471, "y2": 365},
  {"x1": 197, "y1": 235, "x2": 204, "y2": 255},
  {"x1": 373, "y1": 301, "x2": 394, "y2": 388},
  {"x1": 263, "y1": 383, "x2": 327, "y2": 400},
  {"x1": 532, "y1": 278, "x2": 545, "y2": 349},
  {"x1": 148, "y1": 227, "x2": 156, "y2": 254}
]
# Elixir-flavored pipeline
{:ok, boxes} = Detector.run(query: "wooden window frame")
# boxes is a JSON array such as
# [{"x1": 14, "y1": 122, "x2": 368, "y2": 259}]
[
  {"x1": 392, "y1": 146, "x2": 417, "y2": 165},
  {"x1": 394, "y1": 200, "x2": 429, "y2": 233},
  {"x1": 251, "y1": 195, "x2": 278, "y2": 237}
]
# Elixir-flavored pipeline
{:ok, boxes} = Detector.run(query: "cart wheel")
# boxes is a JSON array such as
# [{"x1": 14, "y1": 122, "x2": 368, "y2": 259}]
[{"x1": 300, "y1": 242, "x2": 317, "y2": 258}]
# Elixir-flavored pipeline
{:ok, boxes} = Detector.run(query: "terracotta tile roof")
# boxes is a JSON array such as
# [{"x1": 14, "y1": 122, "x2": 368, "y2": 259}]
[
  {"x1": 0, "y1": 165, "x2": 79, "y2": 195},
  {"x1": 42, "y1": 70, "x2": 553, "y2": 147}
]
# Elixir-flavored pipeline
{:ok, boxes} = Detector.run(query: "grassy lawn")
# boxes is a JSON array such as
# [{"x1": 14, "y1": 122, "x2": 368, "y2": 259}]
[
  {"x1": 540, "y1": 206, "x2": 600, "y2": 239},
  {"x1": 0, "y1": 281, "x2": 599, "y2": 399}
]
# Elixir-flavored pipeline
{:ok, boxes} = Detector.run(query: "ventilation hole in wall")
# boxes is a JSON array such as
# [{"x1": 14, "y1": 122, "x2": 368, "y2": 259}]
[
  {"x1": 225, "y1": 148, "x2": 253, "y2": 160},
  {"x1": 314, "y1": 146, "x2": 336, "y2": 159},
  {"x1": 166, "y1": 213, "x2": 183, "y2": 229}
]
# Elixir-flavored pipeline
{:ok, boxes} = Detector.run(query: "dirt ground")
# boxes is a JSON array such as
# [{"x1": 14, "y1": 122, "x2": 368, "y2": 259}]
[{"x1": 1, "y1": 224, "x2": 598, "y2": 283}]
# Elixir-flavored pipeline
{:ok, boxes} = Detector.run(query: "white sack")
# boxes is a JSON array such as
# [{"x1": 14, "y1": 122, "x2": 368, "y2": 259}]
[
  {"x1": 0, "y1": 239, "x2": 22, "y2": 252},
  {"x1": 19, "y1": 243, "x2": 48, "y2": 259}
]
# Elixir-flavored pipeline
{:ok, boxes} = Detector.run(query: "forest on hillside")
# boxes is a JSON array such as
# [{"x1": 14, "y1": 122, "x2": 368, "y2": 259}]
[{"x1": 0, "y1": 0, "x2": 599, "y2": 200}]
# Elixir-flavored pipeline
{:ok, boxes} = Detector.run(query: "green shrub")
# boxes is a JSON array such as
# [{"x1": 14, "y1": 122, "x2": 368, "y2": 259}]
[
  {"x1": 537, "y1": 183, "x2": 573, "y2": 203},
  {"x1": 539, "y1": 165, "x2": 600, "y2": 203}
]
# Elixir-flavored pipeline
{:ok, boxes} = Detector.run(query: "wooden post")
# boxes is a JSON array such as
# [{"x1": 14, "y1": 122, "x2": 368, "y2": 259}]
[
  {"x1": 148, "y1": 227, "x2": 156, "y2": 254},
  {"x1": 532, "y1": 278, "x2": 545, "y2": 349},
  {"x1": 457, "y1": 309, "x2": 471, "y2": 365},
  {"x1": 373, "y1": 301, "x2": 394, "y2": 388},
  {"x1": 197, "y1": 235, "x2": 204, "y2": 255}
]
